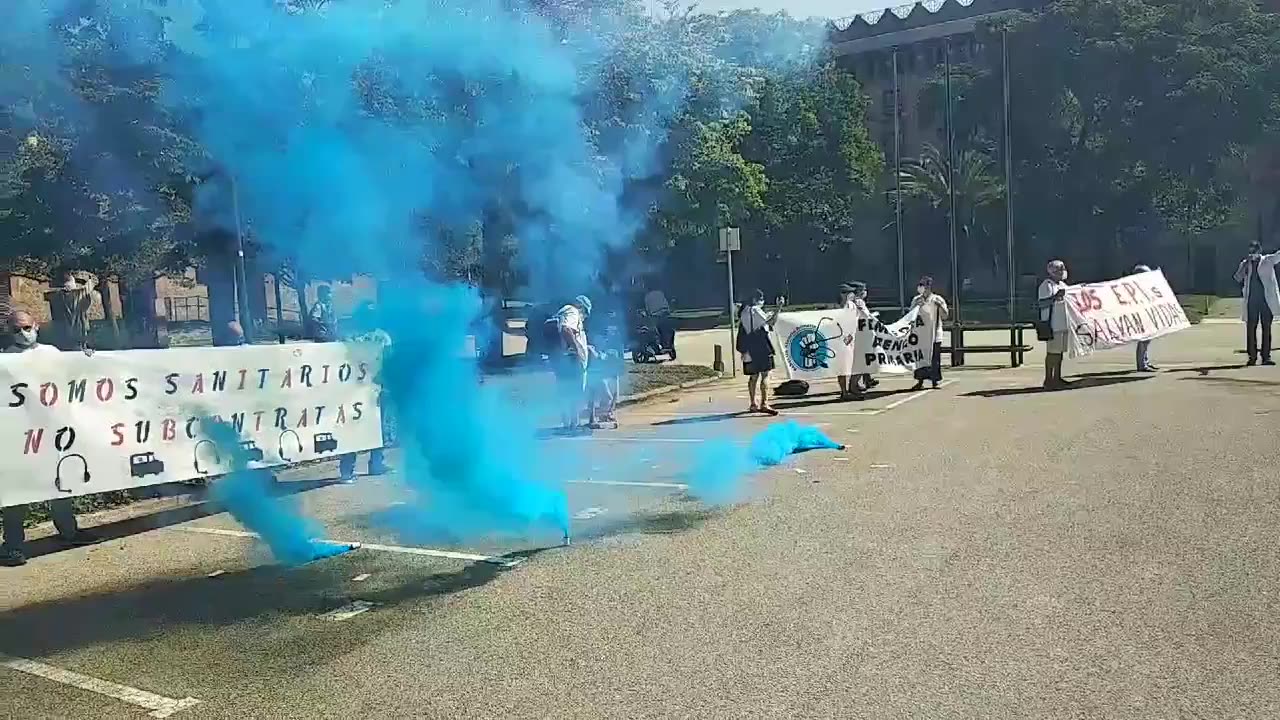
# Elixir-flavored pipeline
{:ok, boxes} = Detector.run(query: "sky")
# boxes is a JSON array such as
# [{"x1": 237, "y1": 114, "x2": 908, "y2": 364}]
[{"x1": 689, "y1": 0, "x2": 898, "y2": 20}]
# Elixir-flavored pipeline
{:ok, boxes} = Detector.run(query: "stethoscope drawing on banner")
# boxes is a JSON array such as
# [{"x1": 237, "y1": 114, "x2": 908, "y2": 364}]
[
  {"x1": 193, "y1": 439, "x2": 222, "y2": 476},
  {"x1": 55, "y1": 453, "x2": 91, "y2": 494},
  {"x1": 278, "y1": 429, "x2": 304, "y2": 463},
  {"x1": 793, "y1": 316, "x2": 845, "y2": 371}
]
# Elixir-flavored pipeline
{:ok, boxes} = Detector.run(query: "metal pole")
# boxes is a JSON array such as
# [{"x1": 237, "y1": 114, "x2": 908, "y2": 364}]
[
  {"x1": 944, "y1": 38, "x2": 961, "y2": 365},
  {"x1": 945, "y1": 39, "x2": 959, "y2": 320},
  {"x1": 230, "y1": 173, "x2": 252, "y2": 331},
  {"x1": 893, "y1": 47, "x2": 905, "y2": 313},
  {"x1": 726, "y1": 246, "x2": 737, "y2": 378},
  {"x1": 1002, "y1": 30, "x2": 1017, "y2": 365}
]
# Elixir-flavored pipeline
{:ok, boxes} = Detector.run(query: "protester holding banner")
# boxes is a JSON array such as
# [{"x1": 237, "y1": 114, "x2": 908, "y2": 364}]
[
  {"x1": 1233, "y1": 241, "x2": 1280, "y2": 366},
  {"x1": 836, "y1": 282, "x2": 869, "y2": 400},
  {"x1": 738, "y1": 290, "x2": 784, "y2": 415},
  {"x1": 1, "y1": 310, "x2": 100, "y2": 567},
  {"x1": 339, "y1": 303, "x2": 391, "y2": 482},
  {"x1": 1133, "y1": 264, "x2": 1158, "y2": 371},
  {"x1": 1037, "y1": 260, "x2": 1071, "y2": 388},
  {"x1": 910, "y1": 276, "x2": 948, "y2": 390}
]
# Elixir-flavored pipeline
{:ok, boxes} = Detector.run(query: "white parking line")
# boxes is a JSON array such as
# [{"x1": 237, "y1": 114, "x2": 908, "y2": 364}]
[
  {"x1": 570, "y1": 479, "x2": 690, "y2": 490},
  {"x1": 1, "y1": 655, "x2": 200, "y2": 718},
  {"x1": 170, "y1": 526, "x2": 522, "y2": 567},
  {"x1": 878, "y1": 381, "x2": 954, "y2": 412}
]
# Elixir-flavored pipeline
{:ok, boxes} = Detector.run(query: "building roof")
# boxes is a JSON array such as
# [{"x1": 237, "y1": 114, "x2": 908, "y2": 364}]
[{"x1": 828, "y1": 0, "x2": 1042, "y2": 55}]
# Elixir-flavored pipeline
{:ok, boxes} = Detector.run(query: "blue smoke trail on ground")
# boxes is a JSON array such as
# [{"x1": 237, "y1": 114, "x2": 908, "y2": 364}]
[
  {"x1": 687, "y1": 422, "x2": 843, "y2": 504},
  {"x1": 202, "y1": 421, "x2": 355, "y2": 565}
]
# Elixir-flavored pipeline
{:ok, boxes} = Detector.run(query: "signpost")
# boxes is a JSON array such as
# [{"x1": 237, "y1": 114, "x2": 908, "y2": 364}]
[{"x1": 719, "y1": 227, "x2": 741, "y2": 377}]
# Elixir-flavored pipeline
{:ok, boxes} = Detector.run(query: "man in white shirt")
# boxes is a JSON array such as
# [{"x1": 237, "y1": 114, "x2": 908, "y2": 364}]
[
  {"x1": 555, "y1": 295, "x2": 592, "y2": 432},
  {"x1": 1037, "y1": 259, "x2": 1070, "y2": 388},
  {"x1": 910, "y1": 276, "x2": 949, "y2": 390},
  {"x1": 2, "y1": 311, "x2": 100, "y2": 567},
  {"x1": 1234, "y1": 240, "x2": 1280, "y2": 366}
]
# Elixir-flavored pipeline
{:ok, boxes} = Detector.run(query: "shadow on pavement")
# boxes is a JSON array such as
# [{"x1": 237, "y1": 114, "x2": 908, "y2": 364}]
[
  {"x1": 962, "y1": 375, "x2": 1149, "y2": 398},
  {"x1": 1167, "y1": 364, "x2": 1255, "y2": 376},
  {"x1": 21, "y1": 479, "x2": 342, "y2": 561},
  {"x1": 771, "y1": 387, "x2": 915, "y2": 411},
  {"x1": 650, "y1": 412, "x2": 746, "y2": 426},
  {"x1": 0, "y1": 543, "x2": 548, "y2": 663}
]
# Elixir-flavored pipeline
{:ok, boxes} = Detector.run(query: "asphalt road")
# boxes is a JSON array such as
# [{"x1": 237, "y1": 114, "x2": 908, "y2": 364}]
[{"x1": 2, "y1": 322, "x2": 1279, "y2": 719}]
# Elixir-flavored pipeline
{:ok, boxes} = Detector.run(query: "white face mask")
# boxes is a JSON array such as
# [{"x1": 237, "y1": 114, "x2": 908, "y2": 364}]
[
  {"x1": 14, "y1": 329, "x2": 37, "y2": 346},
  {"x1": 917, "y1": 286, "x2": 928, "y2": 296}
]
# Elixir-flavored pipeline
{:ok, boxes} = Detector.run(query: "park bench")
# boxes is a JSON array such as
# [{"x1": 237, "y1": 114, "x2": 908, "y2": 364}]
[{"x1": 941, "y1": 322, "x2": 1035, "y2": 368}]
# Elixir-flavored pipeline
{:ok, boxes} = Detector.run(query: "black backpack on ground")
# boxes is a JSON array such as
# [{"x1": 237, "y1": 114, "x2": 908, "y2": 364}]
[{"x1": 775, "y1": 380, "x2": 809, "y2": 397}]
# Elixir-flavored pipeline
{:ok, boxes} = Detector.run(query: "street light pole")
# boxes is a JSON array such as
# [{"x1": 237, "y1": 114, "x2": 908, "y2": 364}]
[
  {"x1": 229, "y1": 173, "x2": 253, "y2": 332},
  {"x1": 893, "y1": 47, "x2": 905, "y2": 313}
]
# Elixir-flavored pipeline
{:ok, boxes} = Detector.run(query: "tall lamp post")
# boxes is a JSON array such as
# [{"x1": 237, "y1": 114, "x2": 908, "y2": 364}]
[{"x1": 198, "y1": 168, "x2": 253, "y2": 334}]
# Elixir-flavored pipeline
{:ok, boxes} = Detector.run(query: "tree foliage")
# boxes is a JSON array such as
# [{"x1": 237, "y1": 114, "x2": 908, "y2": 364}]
[{"x1": 957, "y1": 0, "x2": 1280, "y2": 275}]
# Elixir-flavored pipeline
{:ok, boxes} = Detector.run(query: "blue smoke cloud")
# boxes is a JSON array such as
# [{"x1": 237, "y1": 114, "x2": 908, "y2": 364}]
[
  {"x1": 6, "y1": 0, "x2": 833, "y2": 555},
  {"x1": 202, "y1": 420, "x2": 354, "y2": 565},
  {"x1": 687, "y1": 422, "x2": 843, "y2": 504}
]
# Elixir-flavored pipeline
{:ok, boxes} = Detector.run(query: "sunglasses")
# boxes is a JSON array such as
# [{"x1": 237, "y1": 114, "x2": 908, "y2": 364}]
[{"x1": 17, "y1": 325, "x2": 34, "y2": 332}]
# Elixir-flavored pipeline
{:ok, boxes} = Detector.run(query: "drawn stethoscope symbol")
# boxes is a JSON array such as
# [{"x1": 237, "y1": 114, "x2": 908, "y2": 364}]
[
  {"x1": 793, "y1": 317, "x2": 844, "y2": 370},
  {"x1": 278, "y1": 429, "x2": 304, "y2": 462},
  {"x1": 54, "y1": 453, "x2": 91, "y2": 494}
]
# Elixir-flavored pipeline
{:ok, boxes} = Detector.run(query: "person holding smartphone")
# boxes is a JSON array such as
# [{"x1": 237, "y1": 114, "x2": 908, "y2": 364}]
[{"x1": 737, "y1": 290, "x2": 785, "y2": 415}]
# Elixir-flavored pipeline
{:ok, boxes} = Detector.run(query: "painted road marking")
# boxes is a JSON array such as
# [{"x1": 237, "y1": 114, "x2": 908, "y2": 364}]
[
  {"x1": 552, "y1": 436, "x2": 707, "y2": 444},
  {"x1": 320, "y1": 601, "x2": 376, "y2": 621},
  {"x1": 206, "y1": 570, "x2": 226, "y2": 578},
  {"x1": 352, "y1": 573, "x2": 371, "y2": 582},
  {"x1": 878, "y1": 381, "x2": 955, "y2": 412},
  {"x1": 629, "y1": 410, "x2": 881, "y2": 419},
  {"x1": 870, "y1": 464, "x2": 894, "y2": 469},
  {"x1": 573, "y1": 507, "x2": 608, "y2": 520},
  {"x1": 1, "y1": 655, "x2": 200, "y2": 718},
  {"x1": 570, "y1": 479, "x2": 690, "y2": 490},
  {"x1": 170, "y1": 527, "x2": 523, "y2": 568}
]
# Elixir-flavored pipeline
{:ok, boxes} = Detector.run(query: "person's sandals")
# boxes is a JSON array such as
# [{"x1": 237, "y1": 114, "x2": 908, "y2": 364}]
[{"x1": 760, "y1": 405, "x2": 779, "y2": 416}]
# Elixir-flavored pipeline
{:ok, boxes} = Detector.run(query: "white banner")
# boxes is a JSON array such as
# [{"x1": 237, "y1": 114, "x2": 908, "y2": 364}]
[
  {"x1": 0, "y1": 342, "x2": 384, "y2": 507},
  {"x1": 775, "y1": 307, "x2": 936, "y2": 380},
  {"x1": 849, "y1": 306, "x2": 936, "y2": 374},
  {"x1": 775, "y1": 309, "x2": 858, "y2": 380},
  {"x1": 1064, "y1": 269, "x2": 1190, "y2": 357}
]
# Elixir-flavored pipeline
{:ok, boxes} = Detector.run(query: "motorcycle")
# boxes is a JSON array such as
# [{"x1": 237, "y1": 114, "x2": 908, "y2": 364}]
[{"x1": 629, "y1": 309, "x2": 677, "y2": 363}]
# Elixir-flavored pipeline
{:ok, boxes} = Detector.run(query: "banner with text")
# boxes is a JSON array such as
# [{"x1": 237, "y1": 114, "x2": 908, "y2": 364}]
[
  {"x1": 0, "y1": 343, "x2": 384, "y2": 507},
  {"x1": 1064, "y1": 268, "x2": 1190, "y2": 357},
  {"x1": 775, "y1": 307, "x2": 935, "y2": 380},
  {"x1": 849, "y1": 306, "x2": 936, "y2": 375}
]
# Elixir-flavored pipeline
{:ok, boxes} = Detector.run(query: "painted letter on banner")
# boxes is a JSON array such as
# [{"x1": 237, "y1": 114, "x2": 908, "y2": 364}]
[
  {"x1": 0, "y1": 342, "x2": 383, "y2": 507},
  {"x1": 1063, "y1": 268, "x2": 1190, "y2": 357}
]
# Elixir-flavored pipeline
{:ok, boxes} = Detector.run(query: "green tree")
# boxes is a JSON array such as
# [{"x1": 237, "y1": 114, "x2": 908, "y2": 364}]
[
  {"x1": 956, "y1": 0, "x2": 1280, "y2": 276},
  {"x1": 896, "y1": 142, "x2": 1005, "y2": 275}
]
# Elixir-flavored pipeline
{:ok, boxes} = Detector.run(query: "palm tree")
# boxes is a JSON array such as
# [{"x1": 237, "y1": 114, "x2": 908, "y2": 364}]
[{"x1": 896, "y1": 142, "x2": 1006, "y2": 277}]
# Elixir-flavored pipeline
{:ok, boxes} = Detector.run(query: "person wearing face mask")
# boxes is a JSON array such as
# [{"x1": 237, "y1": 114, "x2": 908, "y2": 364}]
[
  {"x1": 836, "y1": 282, "x2": 877, "y2": 400},
  {"x1": 910, "y1": 276, "x2": 948, "y2": 390},
  {"x1": 1037, "y1": 260, "x2": 1071, "y2": 388},
  {"x1": 737, "y1": 289, "x2": 785, "y2": 415},
  {"x1": 2, "y1": 311, "x2": 101, "y2": 567}
]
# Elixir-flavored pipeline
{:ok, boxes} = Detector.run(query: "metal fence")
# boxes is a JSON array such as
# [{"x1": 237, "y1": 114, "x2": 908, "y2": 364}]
[{"x1": 164, "y1": 295, "x2": 209, "y2": 323}]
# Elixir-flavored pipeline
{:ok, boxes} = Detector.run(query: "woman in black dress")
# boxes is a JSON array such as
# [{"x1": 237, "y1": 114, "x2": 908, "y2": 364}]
[{"x1": 737, "y1": 289, "x2": 785, "y2": 415}]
